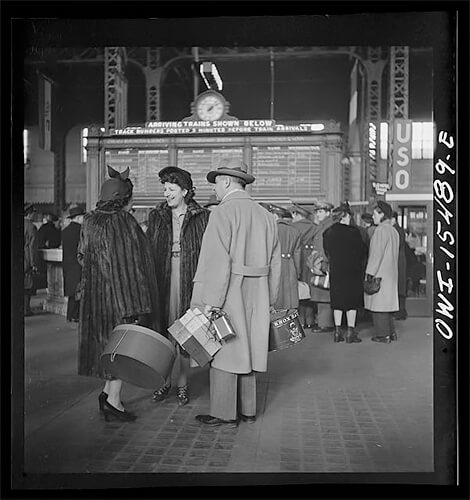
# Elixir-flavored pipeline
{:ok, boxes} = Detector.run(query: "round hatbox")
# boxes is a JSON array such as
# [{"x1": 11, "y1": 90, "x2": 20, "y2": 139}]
[{"x1": 101, "y1": 324, "x2": 176, "y2": 390}]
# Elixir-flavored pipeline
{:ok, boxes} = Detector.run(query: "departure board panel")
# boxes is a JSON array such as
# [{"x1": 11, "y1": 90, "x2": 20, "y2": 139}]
[
  {"x1": 251, "y1": 145, "x2": 321, "y2": 197},
  {"x1": 105, "y1": 149, "x2": 169, "y2": 198},
  {"x1": 177, "y1": 147, "x2": 243, "y2": 201}
]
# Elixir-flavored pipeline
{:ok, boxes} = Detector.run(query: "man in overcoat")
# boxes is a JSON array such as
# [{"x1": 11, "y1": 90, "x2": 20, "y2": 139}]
[
  {"x1": 191, "y1": 158, "x2": 281, "y2": 427},
  {"x1": 61, "y1": 205, "x2": 85, "y2": 322},
  {"x1": 264, "y1": 204, "x2": 302, "y2": 310},
  {"x1": 289, "y1": 203, "x2": 317, "y2": 328},
  {"x1": 310, "y1": 201, "x2": 335, "y2": 332},
  {"x1": 24, "y1": 203, "x2": 39, "y2": 316}
]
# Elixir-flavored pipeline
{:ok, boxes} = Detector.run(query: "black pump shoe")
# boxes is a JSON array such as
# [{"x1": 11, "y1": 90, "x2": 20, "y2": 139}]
[
  {"x1": 102, "y1": 400, "x2": 137, "y2": 422},
  {"x1": 371, "y1": 335, "x2": 391, "y2": 343}
]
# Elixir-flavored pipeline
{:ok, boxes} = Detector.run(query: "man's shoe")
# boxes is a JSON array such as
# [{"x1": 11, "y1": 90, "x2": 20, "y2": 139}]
[
  {"x1": 390, "y1": 332, "x2": 398, "y2": 341},
  {"x1": 371, "y1": 336, "x2": 391, "y2": 343},
  {"x1": 195, "y1": 414, "x2": 238, "y2": 428},
  {"x1": 153, "y1": 384, "x2": 171, "y2": 402},
  {"x1": 239, "y1": 414, "x2": 256, "y2": 423}
]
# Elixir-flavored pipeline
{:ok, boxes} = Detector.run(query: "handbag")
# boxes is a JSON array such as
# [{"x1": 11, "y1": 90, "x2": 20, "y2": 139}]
[
  {"x1": 297, "y1": 281, "x2": 311, "y2": 300},
  {"x1": 364, "y1": 274, "x2": 382, "y2": 295},
  {"x1": 310, "y1": 272, "x2": 330, "y2": 290},
  {"x1": 306, "y1": 248, "x2": 324, "y2": 276}
]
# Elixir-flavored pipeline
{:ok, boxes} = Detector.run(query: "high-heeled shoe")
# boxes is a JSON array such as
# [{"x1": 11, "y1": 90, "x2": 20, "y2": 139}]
[
  {"x1": 102, "y1": 399, "x2": 137, "y2": 422},
  {"x1": 98, "y1": 391, "x2": 108, "y2": 412}
]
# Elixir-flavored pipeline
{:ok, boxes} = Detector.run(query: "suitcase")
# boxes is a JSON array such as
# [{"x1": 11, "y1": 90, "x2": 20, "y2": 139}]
[
  {"x1": 101, "y1": 324, "x2": 176, "y2": 390},
  {"x1": 268, "y1": 309, "x2": 306, "y2": 352}
]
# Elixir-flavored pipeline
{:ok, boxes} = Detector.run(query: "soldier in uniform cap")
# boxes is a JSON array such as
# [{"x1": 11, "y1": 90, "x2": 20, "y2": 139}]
[
  {"x1": 310, "y1": 200, "x2": 335, "y2": 332},
  {"x1": 289, "y1": 203, "x2": 317, "y2": 328},
  {"x1": 78, "y1": 165, "x2": 162, "y2": 422},
  {"x1": 262, "y1": 204, "x2": 302, "y2": 310},
  {"x1": 191, "y1": 158, "x2": 281, "y2": 427}
]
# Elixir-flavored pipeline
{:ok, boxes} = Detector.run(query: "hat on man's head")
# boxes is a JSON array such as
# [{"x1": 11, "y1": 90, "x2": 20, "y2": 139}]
[
  {"x1": 361, "y1": 212, "x2": 374, "y2": 223},
  {"x1": 314, "y1": 200, "x2": 334, "y2": 211},
  {"x1": 99, "y1": 165, "x2": 134, "y2": 202},
  {"x1": 24, "y1": 203, "x2": 35, "y2": 216},
  {"x1": 289, "y1": 203, "x2": 312, "y2": 218},
  {"x1": 206, "y1": 158, "x2": 255, "y2": 184},
  {"x1": 269, "y1": 204, "x2": 292, "y2": 219},
  {"x1": 203, "y1": 194, "x2": 219, "y2": 208},
  {"x1": 67, "y1": 205, "x2": 86, "y2": 219},
  {"x1": 158, "y1": 166, "x2": 193, "y2": 192},
  {"x1": 376, "y1": 200, "x2": 393, "y2": 218}
]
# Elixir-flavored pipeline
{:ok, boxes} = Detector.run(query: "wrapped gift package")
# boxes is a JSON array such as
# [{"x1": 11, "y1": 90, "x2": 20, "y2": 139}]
[
  {"x1": 168, "y1": 308, "x2": 222, "y2": 367},
  {"x1": 211, "y1": 311, "x2": 236, "y2": 342},
  {"x1": 268, "y1": 309, "x2": 305, "y2": 352},
  {"x1": 101, "y1": 324, "x2": 176, "y2": 390}
]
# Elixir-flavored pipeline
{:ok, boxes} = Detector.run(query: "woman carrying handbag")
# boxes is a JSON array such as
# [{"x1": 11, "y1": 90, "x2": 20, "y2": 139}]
[{"x1": 364, "y1": 201, "x2": 400, "y2": 343}]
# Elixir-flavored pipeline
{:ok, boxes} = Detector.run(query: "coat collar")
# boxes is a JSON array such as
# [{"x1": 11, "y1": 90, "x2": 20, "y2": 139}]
[{"x1": 219, "y1": 189, "x2": 251, "y2": 205}]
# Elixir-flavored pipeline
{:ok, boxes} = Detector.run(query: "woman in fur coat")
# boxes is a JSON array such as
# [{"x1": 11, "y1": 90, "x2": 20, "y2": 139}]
[
  {"x1": 78, "y1": 166, "x2": 161, "y2": 422},
  {"x1": 147, "y1": 166, "x2": 210, "y2": 406}
]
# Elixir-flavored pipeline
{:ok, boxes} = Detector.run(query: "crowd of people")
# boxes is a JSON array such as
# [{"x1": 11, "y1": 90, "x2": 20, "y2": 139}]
[{"x1": 23, "y1": 159, "x2": 419, "y2": 426}]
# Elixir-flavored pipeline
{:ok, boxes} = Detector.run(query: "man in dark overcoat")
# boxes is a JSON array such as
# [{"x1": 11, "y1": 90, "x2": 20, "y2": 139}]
[
  {"x1": 61, "y1": 205, "x2": 85, "y2": 322},
  {"x1": 310, "y1": 201, "x2": 336, "y2": 332},
  {"x1": 392, "y1": 211, "x2": 408, "y2": 320},
  {"x1": 24, "y1": 203, "x2": 39, "y2": 316},
  {"x1": 289, "y1": 203, "x2": 317, "y2": 328}
]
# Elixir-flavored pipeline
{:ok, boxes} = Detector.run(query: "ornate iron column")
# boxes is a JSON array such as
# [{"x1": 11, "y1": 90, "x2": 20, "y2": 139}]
[
  {"x1": 361, "y1": 47, "x2": 387, "y2": 201},
  {"x1": 144, "y1": 47, "x2": 163, "y2": 122},
  {"x1": 104, "y1": 47, "x2": 128, "y2": 131}
]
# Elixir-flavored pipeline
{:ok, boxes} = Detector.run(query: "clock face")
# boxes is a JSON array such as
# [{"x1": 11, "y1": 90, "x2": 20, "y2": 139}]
[{"x1": 196, "y1": 93, "x2": 225, "y2": 121}]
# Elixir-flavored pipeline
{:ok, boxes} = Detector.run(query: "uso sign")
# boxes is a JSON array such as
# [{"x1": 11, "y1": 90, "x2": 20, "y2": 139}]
[{"x1": 392, "y1": 119, "x2": 412, "y2": 191}]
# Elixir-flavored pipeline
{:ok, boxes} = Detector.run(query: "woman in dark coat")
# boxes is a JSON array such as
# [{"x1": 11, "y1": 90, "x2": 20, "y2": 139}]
[
  {"x1": 78, "y1": 166, "x2": 161, "y2": 422},
  {"x1": 323, "y1": 203, "x2": 367, "y2": 343},
  {"x1": 61, "y1": 206, "x2": 85, "y2": 322},
  {"x1": 147, "y1": 166, "x2": 210, "y2": 406}
]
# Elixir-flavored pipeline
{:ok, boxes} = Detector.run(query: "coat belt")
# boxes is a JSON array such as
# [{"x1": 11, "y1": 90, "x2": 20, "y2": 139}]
[{"x1": 231, "y1": 263, "x2": 269, "y2": 276}]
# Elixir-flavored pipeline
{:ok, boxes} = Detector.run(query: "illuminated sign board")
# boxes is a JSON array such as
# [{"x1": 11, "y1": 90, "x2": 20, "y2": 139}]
[
  {"x1": 114, "y1": 120, "x2": 325, "y2": 136},
  {"x1": 392, "y1": 119, "x2": 412, "y2": 191}
]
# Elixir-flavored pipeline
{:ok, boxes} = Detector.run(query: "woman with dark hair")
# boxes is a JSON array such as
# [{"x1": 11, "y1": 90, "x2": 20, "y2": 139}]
[
  {"x1": 323, "y1": 202, "x2": 367, "y2": 343},
  {"x1": 78, "y1": 166, "x2": 161, "y2": 421},
  {"x1": 364, "y1": 201, "x2": 400, "y2": 343},
  {"x1": 147, "y1": 166, "x2": 210, "y2": 406}
]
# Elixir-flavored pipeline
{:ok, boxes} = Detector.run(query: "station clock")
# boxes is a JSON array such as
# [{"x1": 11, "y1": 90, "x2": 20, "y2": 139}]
[{"x1": 193, "y1": 90, "x2": 228, "y2": 121}]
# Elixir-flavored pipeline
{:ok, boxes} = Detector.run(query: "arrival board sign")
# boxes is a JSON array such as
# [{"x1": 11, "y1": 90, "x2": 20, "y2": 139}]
[
  {"x1": 176, "y1": 147, "x2": 243, "y2": 201},
  {"x1": 251, "y1": 145, "x2": 322, "y2": 198}
]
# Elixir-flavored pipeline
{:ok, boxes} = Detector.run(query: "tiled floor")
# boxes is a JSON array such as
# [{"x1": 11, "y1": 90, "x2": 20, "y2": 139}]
[{"x1": 21, "y1": 294, "x2": 433, "y2": 475}]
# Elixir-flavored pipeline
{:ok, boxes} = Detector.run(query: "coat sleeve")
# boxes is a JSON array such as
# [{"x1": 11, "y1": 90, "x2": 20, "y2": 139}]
[
  {"x1": 195, "y1": 208, "x2": 232, "y2": 308},
  {"x1": 366, "y1": 226, "x2": 386, "y2": 277},
  {"x1": 269, "y1": 223, "x2": 282, "y2": 306}
]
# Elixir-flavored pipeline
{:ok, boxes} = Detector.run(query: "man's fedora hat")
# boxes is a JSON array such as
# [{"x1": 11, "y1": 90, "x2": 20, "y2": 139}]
[
  {"x1": 67, "y1": 205, "x2": 86, "y2": 219},
  {"x1": 206, "y1": 158, "x2": 255, "y2": 184}
]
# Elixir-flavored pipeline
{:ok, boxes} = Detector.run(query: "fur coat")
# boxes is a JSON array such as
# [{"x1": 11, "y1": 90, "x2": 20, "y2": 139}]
[
  {"x1": 77, "y1": 208, "x2": 161, "y2": 378},
  {"x1": 147, "y1": 200, "x2": 210, "y2": 333}
]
